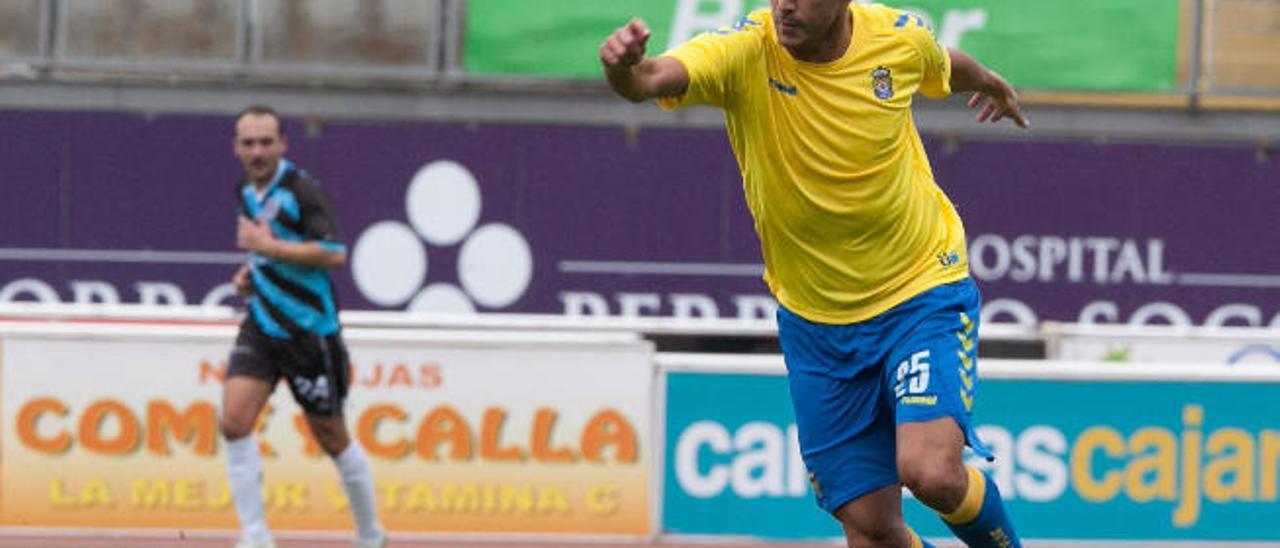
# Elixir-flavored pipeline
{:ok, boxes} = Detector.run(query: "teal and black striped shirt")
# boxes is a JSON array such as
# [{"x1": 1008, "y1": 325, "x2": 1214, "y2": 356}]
[{"x1": 237, "y1": 159, "x2": 346, "y2": 339}]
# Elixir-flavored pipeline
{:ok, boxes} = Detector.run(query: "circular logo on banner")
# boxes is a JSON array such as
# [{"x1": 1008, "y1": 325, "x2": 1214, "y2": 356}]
[{"x1": 350, "y1": 160, "x2": 533, "y2": 313}]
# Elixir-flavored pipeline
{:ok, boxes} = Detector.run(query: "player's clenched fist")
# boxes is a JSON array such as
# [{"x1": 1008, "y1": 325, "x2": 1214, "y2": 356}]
[{"x1": 600, "y1": 18, "x2": 651, "y2": 68}]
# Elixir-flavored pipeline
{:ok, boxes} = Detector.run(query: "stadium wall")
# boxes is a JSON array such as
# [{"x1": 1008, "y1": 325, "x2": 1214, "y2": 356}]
[
  {"x1": 1, "y1": 320, "x2": 1278, "y2": 543},
  {"x1": 0, "y1": 109, "x2": 1275, "y2": 329}
]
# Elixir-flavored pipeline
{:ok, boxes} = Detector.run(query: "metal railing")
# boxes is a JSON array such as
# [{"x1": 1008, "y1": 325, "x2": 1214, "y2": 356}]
[
  {"x1": 0, "y1": 0, "x2": 1277, "y2": 109},
  {"x1": 1, "y1": 0, "x2": 445, "y2": 80}
]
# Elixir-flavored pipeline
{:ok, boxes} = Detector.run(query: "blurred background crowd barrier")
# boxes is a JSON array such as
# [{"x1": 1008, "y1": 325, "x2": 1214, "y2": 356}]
[{"x1": 0, "y1": 0, "x2": 1278, "y2": 105}]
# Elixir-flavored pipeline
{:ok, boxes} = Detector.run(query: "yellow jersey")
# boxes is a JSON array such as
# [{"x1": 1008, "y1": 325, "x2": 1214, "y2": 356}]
[{"x1": 659, "y1": 4, "x2": 969, "y2": 324}]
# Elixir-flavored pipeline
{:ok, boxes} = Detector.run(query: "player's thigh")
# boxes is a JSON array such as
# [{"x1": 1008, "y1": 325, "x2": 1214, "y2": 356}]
[
  {"x1": 222, "y1": 324, "x2": 280, "y2": 438},
  {"x1": 885, "y1": 280, "x2": 991, "y2": 460},
  {"x1": 896, "y1": 416, "x2": 965, "y2": 484},
  {"x1": 782, "y1": 356, "x2": 898, "y2": 513},
  {"x1": 778, "y1": 306, "x2": 900, "y2": 514},
  {"x1": 220, "y1": 376, "x2": 275, "y2": 439}
]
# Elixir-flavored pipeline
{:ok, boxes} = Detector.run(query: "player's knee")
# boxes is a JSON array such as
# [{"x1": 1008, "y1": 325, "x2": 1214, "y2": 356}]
[
  {"x1": 306, "y1": 419, "x2": 350, "y2": 456},
  {"x1": 899, "y1": 460, "x2": 966, "y2": 502},
  {"x1": 218, "y1": 414, "x2": 255, "y2": 440},
  {"x1": 315, "y1": 435, "x2": 348, "y2": 457}
]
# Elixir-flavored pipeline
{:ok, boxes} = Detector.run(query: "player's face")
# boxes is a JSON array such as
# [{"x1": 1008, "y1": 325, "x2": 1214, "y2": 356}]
[
  {"x1": 771, "y1": 0, "x2": 850, "y2": 52},
  {"x1": 233, "y1": 113, "x2": 288, "y2": 185}
]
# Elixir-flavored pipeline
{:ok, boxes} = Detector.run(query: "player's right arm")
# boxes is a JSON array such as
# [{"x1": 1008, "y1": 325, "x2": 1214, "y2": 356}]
[
  {"x1": 600, "y1": 18, "x2": 689, "y2": 102},
  {"x1": 232, "y1": 263, "x2": 252, "y2": 297}
]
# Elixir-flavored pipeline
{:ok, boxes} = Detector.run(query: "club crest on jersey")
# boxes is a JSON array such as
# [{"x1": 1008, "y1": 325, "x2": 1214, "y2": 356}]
[{"x1": 872, "y1": 66, "x2": 893, "y2": 100}]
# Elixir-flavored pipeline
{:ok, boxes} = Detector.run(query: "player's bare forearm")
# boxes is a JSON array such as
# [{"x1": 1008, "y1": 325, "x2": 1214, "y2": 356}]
[
  {"x1": 605, "y1": 57, "x2": 689, "y2": 103},
  {"x1": 257, "y1": 240, "x2": 346, "y2": 269},
  {"x1": 948, "y1": 49, "x2": 995, "y2": 94},
  {"x1": 601, "y1": 18, "x2": 690, "y2": 103},
  {"x1": 948, "y1": 48, "x2": 1029, "y2": 128}
]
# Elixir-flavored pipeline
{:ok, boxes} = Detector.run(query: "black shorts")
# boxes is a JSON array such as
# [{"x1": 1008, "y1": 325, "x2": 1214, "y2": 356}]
[{"x1": 227, "y1": 319, "x2": 351, "y2": 416}]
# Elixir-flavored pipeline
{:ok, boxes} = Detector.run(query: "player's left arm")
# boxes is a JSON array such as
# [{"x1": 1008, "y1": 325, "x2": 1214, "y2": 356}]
[{"x1": 948, "y1": 48, "x2": 1029, "y2": 128}]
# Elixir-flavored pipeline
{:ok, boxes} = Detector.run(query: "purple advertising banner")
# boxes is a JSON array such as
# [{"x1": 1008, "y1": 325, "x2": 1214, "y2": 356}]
[{"x1": 1, "y1": 109, "x2": 1276, "y2": 327}]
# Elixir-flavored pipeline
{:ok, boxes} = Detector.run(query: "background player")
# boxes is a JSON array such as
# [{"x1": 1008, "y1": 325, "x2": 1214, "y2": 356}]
[{"x1": 223, "y1": 105, "x2": 386, "y2": 548}]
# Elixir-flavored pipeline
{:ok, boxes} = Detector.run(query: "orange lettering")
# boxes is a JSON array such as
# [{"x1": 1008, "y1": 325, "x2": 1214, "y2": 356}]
[
  {"x1": 360, "y1": 363, "x2": 382, "y2": 388},
  {"x1": 481, "y1": 407, "x2": 526, "y2": 462},
  {"x1": 388, "y1": 365, "x2": 413, "y2": 388},
  {"x1": 531, "y1": 408, "x2": 575, "y2": 462},
  {"x1": 358, "y1": 404, "x2": 408, "y2": 459},
  {"x1": 581, "y1": 409, "x2": 636, "y2": 463},
  {"x1": 146, "y1": 400, "x2": 217, "y2": 456},
  {"x1": 198, "y1": 360, "x2": 226, "y2": 384},
  {"x1": 17, "y1": 398, "x2": 71, "y2": 453},
  {"x1": 419, "y1": 364, "x2": 442, "y2": 388},
  {"x1": 415, "y1": 405, "x2": 471, "y2": 461},
  {"x1": 79, "y1": 400, "x2": 139, "y2": 454}
]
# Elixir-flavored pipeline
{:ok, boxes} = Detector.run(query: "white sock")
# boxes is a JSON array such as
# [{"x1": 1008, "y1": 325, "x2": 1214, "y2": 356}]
[
  {"x1": 335, "y1": 442, "x2": 383, "y2": 540},
  {"x1": 226, "y1": 436, "x2": 270, "y2": 541}
]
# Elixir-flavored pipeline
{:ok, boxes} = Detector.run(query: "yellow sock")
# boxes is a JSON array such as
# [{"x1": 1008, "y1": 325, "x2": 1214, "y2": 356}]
[{"x1": 941, "y1": 465, "x2": 986, "y2": 525}]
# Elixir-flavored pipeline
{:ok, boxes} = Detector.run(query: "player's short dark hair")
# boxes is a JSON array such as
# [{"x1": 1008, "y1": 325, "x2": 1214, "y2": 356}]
[{"x1": 234, "y1": 104, "x2": 284, "y2": 136}]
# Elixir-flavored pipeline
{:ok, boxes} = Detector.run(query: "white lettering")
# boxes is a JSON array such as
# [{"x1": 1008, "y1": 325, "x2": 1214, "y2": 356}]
[
  {"x1": 0, "y1": 278, "x2": 60, "y2": 303},
  {"x1": 1014, "y1": 426, "x2": 1068, "y2": 502},
  {"x1": 1038, "y1": 237, "x2": 1068, "y2": 282},
  {"x1": 669, "y1": 0, "x2": 743, "y2": 50},
  {"x1": 1129, "y1": 302, "x2": 1192, "y2": 327},
  {"x1": 559, "y1": 291, "x2": 609, "y2": 316},
  {"x1": 1148, "y1": 239, "x2": 1174, "y2": 284},
  {"x1": 1010, "y1": 235, "x2": 1036, "y2": 282},
  {"x1": 671, "y1": 293, "x2": 719, "y2": 319},
  {"x1": 675, "y1": 421, "x2": 732, "y2": 498},
  {"x1": 201, "y1": 283, "x2": 239, "y2": 307},
  {"x1": 980, "y1": 298, "x2": 1038, "y2": 328},
  {"x1": 617, "y1": 293, "x2": 662, "y2": 317},
  {"x1": 1078, "y1": 301, "x2": 1121, "y2": 324},
  {"x1": 1068, "y1": 238, "x2": 1085, "y2": 282},
  {"x1": 1085, "y1": 237, "x2": 1119, "y2": 283},
  {"x1": 135, "y1": 282, "x2": 186, "y2": 306},
  {"x1": 730, "y1": 422, "x2": 784, "y2": 498},
  {"x1": 970, "y1": 234, "x2": 1011, "y2": 281},
  {"x1": 1204, "y1": 304, "x2": 1262, "y2": 327},
  {"x1": 70, "y1": 280, "x2": 120, "y2": 305},
  {"x1": 1111, "y1": 240, "x2": 1147, "y2": 283},
  {"x1": 937, "y1": 9, "x2": 987, "y2": 48},
  {"x1": 732, "y1": 295, "x2": 777, "y2": 320},
  {"x1": 975, "y1": 425, "x2": 1015, "y2": 499},
  {"x1": 786, "y1": 425, "x2": 807, "y2": 496},
  {"x1": 968, "y1": 234, "x2": 1180, "y2": 287}
]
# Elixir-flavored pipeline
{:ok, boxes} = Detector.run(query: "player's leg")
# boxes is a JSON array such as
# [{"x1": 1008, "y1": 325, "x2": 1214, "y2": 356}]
[
  {"x1": 776, "y1": 306, "x2": 935, "y2": 548},
  {"x1": 897, "y1": 419, "x2": 1018, "y2": 547},
  {"x1": 287, "y1": 334, "x2": 385, "y2": 547},
  {"x1": 833, "y1": 484, "x2": 935, "y2": 548},
  {"x1": 221, "y1": 327, "x2": 279, "y2": 548},
  {"x1": 305, "y1": 414, "x2": 383, "y2": 547},
  {"x1": 889, "y1": 279, "x2": 1020, "y2": 547}
]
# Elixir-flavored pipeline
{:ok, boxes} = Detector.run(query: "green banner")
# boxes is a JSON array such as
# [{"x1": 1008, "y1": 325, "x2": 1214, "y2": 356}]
[{"x1": 464, "y1": 0, "x2": 1181, "y2": 92}]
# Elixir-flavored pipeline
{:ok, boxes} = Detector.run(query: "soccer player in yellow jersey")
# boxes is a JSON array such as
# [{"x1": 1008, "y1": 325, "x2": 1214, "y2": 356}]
[{"x1": 602, "y1": 1, "x2": 1028, "y2": 547}]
